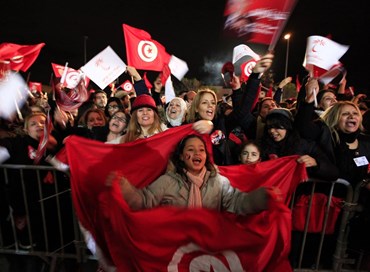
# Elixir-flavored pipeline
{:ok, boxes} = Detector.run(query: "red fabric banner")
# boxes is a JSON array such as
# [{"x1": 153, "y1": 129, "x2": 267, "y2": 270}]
[
  {"x1": 123, "y1": 24, "x2": 171, "y2": 71},
  {"x1": 0, "y1": 42, "x2": 45, "y2": 72},
  {"x1": 65, "y1": 124, "x2": 307, "y2": 271}
]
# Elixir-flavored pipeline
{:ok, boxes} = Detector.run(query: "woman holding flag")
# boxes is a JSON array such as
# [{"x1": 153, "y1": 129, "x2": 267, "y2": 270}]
[{"x1": 109, "y1": 134, "x2": 273, "y2": 213}]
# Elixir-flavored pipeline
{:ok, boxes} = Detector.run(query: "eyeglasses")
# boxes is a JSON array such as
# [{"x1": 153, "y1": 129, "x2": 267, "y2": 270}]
[
  {"x1": 108, "y1": 105, "x2": 119, "y2": 110},
  {"x1": 111, "y1": 115, "x2": 127, "y2": 123}
]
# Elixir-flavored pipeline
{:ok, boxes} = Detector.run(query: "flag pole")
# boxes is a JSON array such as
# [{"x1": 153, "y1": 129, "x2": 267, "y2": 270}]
[
  {"x1": 60, "y1": 62, "x2": 69, "y2": 86},
  {"x1": 268, "y1": 0, "x2": 298, "y2": 52},
  {"x1": 25, "y1": 72, "x2": 35, "y2": 99}
]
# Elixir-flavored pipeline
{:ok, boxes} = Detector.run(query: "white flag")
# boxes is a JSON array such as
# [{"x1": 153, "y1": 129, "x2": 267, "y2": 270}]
[
  {"x1": 81, "y1": 46, "x2": 127, "y2": 90},
  {"x1": 232, "y1": 44, "x2": 260, "y2": 64},
  {"x1": 165, "y1": 75, "x2": 176, "y2": 104},
  {"x1": 168, "y1": 55, "x2": 188, "y2": 80},
  {"x1": 0, "y1": 72, "x2": 29, "y2": 120},
  {"x1": 303, "y1": 36, "x2": 349, "y2": 72},
  {"x1": 0, "y1": 146, "x2": 10, "y2": 164}
]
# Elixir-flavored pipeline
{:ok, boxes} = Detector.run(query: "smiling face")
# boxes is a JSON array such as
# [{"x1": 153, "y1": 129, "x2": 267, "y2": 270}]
[
  {"x1": 26, "y1": 115, "x2": 46, "y2": 140},
  {"x1": 337, "y1": 104, "x2": 361, "y2": 133},
  {"x1": 180, "y1": 137, "x2": 207, "y2": 175},
  {"x1": 196, "y1": 93, "x2": 216, "y2": 121},
  {"x1": 267, "y1": 126, "x2": 287, "y2": 142},
  {"x1": 136, "y1": 107, "x2": 155, "y2": 128},
  {"x1": 167, "y1": 99, "x2": 184, "y2": 120},
  {"x1": 109, "y1": 112, "x2": 127, "y2": 134}
]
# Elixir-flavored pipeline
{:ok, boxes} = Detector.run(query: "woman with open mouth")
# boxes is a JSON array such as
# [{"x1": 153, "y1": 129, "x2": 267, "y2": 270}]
[{"x1": 109, "y1": 134, "x2": 272, "y2": 214}]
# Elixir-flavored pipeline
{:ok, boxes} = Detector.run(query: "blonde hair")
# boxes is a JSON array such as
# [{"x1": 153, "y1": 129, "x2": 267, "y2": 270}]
[
  {"x1": 123, "y1": 109, "x2": 164, "y2": 143},
  {"x1": 186, "y1": 89, "x2": 217, "y2": 123},
  {"x1": 320, "y1": 100, "x2": 363, "y2": 144},
  {"x1": 79, "y1": 108, "x2": 107, "y2": 128},
  {"x1": 24, "y1": 112, "x2": 47, "y2": 130}
]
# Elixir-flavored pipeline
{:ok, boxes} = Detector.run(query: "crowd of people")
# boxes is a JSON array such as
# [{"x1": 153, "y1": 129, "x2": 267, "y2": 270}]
[{"x1": 1, "y1": 51, "x2": 370, "y2": 270}]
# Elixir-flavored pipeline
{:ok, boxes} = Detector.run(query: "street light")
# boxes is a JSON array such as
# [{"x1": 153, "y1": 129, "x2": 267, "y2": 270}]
[{"x1": 284, "y1": 33, "x2": 291, "y2": 78}]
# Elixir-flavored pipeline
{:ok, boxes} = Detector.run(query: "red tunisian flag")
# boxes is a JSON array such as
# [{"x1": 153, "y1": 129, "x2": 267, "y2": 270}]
[
  {"x1": 28, "y1": 81, "x2": 43, "y2": 94},
  {"x1": 223, "y1": 0, "x2": 297, "y2": 49},
  {"x1": 240, "y1": 59, "x2": 257, "y2": 83},
  {"x1": 51, "y1": 63, "x2": 90, "y2": 89},
  {"x1": 65, "y1": 124, "x2": 307, "y2": 271},
  {"x1": 52, "y1": 76, "x2": 90, "y2": 112},
  {"x1": 0, "y1": 43, "x2": 45, "y2": 72},
  {"x1": 119, "y1": 79, "x2": 134, "y2": 92},
  {"x1": 123, "y1": 24, "x2": 171, "y2": 71}
]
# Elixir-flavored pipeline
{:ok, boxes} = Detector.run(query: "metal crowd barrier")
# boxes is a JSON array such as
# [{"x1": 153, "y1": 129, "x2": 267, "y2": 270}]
[
  {"x1": 291, "y1": 178, "x2": 369, "y2": 272},
  {"x1": 0, "y1": 164, "x2": 369, "y2": 272},
  {"x1": 0, "y1": 164, "x2": 94, "y2": 271}
]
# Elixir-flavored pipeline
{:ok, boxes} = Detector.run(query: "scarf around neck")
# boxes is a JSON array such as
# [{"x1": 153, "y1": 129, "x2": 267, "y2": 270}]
[
  {"x1": 337, "y1": 129, "x2": 360, "y2": 144},
  {"x1": 184, "y1": 167, "x2": 207, "y2": 208}
]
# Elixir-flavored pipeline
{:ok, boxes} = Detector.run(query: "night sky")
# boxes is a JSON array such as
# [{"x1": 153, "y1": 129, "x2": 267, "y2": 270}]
[{"x1": 1, "y1": 0, "x2": 369, "y2": 93}]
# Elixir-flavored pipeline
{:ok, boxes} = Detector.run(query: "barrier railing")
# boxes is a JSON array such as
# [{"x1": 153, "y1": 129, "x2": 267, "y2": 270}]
[
  {"x1": 0, "y1": 164, "x2": 369, "y2": 271},
  {"x1": 0, "y1": 164, "x2": 93, "y2": 271},
  {"x1": 291, "y1": 178, "x2": 369, "y2": 272}
]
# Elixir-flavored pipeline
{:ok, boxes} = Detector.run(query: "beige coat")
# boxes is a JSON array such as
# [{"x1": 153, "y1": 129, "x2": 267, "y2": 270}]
[{"x1": 137, "y1": 171, "x2": 268, "y2": 215}]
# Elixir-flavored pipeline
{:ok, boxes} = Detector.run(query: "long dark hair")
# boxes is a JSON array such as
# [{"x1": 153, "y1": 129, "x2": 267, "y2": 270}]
[
  {"x1": 260, "y1": 114, "x2": 301, "y2": 159},
  {"x1": 168, "y1": 134, "x2": 217, "y2": 177}
]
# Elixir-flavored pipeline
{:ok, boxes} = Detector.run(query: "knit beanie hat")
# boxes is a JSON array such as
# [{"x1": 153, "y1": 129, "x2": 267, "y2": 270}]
[
  {"x1": 265, "y1": 108, "x2": 294, "y2": 130},
  {"x1": 130, "y1": 94, "x2": 157, "y2": 114}
]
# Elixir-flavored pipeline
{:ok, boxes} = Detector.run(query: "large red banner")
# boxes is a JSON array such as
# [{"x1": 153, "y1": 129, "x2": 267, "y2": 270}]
[{"x1": 66, "y1": 124, "x2": 307, "y2": 271}]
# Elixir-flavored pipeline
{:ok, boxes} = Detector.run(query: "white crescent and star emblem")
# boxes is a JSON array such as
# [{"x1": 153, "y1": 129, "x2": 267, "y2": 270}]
[
  {"x1": 168, "y1": 243, "x2": 244, "y2": 272},
  {"x1": 65, "y1": 70, "x2": 81, "y2": 88},
  {"x1": 11, "y1": 55, "x2": 24, "y2": 64},
  {"x1": 138, "y1": 40, "x2": 158, "y2": 62},
  {"x1": 123, "y1": 82, "x2": 133, "y2": 91},
  {"x1": 244, "y1": 61, "x2": 257, "y2": 77}
]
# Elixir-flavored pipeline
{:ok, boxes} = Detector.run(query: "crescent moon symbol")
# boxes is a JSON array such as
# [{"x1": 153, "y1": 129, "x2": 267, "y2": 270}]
[{"x1": 138, "y1": 41, "x2": 158, "y2": 62}]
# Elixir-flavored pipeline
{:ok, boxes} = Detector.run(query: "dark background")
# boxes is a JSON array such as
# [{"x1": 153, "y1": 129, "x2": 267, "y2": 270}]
[{"x1": 1, "y1": 0, "x2": 369, "y2": 93}]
